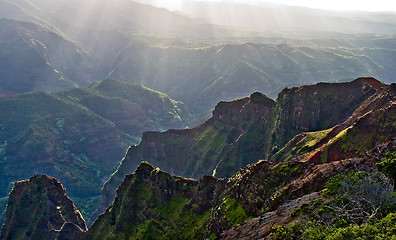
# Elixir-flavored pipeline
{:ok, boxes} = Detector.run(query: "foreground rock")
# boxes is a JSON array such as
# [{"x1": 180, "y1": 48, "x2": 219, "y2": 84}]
[
  {"x1": 83, "y1": 156, "x2": 374, "y2": 239},
  {"x1": 0, "y1": 175, "x2": 87, "y2": 240}
]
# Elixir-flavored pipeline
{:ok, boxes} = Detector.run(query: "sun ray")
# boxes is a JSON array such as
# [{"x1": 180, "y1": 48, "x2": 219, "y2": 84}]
[{"x1": 142, "y1": 0, "x2": 396, "y2": 13}]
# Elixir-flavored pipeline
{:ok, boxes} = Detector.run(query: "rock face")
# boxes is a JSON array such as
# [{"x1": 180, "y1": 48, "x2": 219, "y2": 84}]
[
  {"x1": 83, "y1": 162, "x2": 222, "y2": 240},
  {"x1": 100, "y1": 78, "x2": 385, "y2": 214},
  {"x1": 0, "y1": 175, "x2": 87, "y2": 240},
  {"x1": 219, "y1": 192, "x2": 324, "y2": 240},
  {"x1": 84, "y1": 157, "x2": 375, "y2": 239}
]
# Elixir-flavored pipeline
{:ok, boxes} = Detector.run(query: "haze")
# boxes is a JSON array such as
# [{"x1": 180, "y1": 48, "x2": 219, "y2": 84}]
[{"x1": 147, "y1": 0, "x2": 396, "y2": 12}]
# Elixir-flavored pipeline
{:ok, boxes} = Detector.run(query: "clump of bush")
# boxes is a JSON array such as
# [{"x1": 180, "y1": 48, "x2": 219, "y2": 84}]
[
  {"x1": 377, "y1": 151, "x2": 396, "y2": 183},
  {"x1": 271, "y1": 171, "x2": 396, "y2": 240}
]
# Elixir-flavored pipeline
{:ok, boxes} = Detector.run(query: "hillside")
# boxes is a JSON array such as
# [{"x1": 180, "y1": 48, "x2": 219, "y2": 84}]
[
  {"x1": 89, "y1": 78, "x2": 396, "y2": 239},
  {"x1": 0, "y1": 79, "x2": 189, "y2": 225},
  {"x1": 2, "y1": 79, "x2": 396, "y2": 239},
  {"x1": 84, "y1": 156, "x2": 383, "y2": 239},
  {"x1": 107, "y1": 41, "x2": 395, "y2": 116},
  {"x1": 0, "y1": 19, "x2": 103, "y2": 93},
  {"x1": 99, "y1": 78, "x2": 386, "y2": 214}
]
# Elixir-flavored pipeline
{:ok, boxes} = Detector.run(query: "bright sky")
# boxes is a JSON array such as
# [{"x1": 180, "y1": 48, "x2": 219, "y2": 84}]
[{"x1": 154, "y1": 0, "x2": 396, "y2": 12}]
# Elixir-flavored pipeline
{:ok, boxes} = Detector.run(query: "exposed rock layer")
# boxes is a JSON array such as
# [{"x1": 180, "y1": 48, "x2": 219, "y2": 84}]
[{"x1": 100, "y1": 78, "x2": 386, "y2": 214}]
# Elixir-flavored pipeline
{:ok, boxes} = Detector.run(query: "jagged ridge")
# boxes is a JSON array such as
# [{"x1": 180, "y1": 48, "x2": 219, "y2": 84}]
[
  {"x1": 100, "y1": 78, "x2": 385, "y2": 214},
  {"x1": 85, "y1": 156, "x2": 375, "y2": 239}
]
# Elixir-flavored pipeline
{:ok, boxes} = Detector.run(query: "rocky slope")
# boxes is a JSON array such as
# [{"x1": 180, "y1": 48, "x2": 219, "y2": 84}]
[
  {"x1": 0, "y1": 79, "x2": 189, "y2": 225},
  {"x1": 100, "y1": 78, "x2": 385, "y2": 214},
  {"x1": 0, "y1": 175, "x2": 87, "y2": 240},
  {"x1": 87, "y1": 78, "x2": 396, "y2": 239},
  {"x1": 220, "y1": 143, "x2": 396, "y2": 239},
  {"x1": 84, "y1": 158, "x2": 376, "y2": 239}
]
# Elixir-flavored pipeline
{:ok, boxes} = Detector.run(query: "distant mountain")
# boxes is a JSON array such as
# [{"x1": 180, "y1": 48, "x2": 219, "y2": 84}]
[
  {"x1": 0, "y1": 0, "x2": 229, "y2": 41},
  {"x1": 1, "y1": 17, "x2": 396, "y2": 119},
  {"x1": 1, "y1": 0, "x2": 396, "y2": 120},
  {"x1": 0, "y1": 0, "x2": 232, "y2": 96},
  {"x1": 0, "y1": 79, "x2": 190, "y2": 225},
  {"x1": 180, "y1": 1, "x2": 396, "y2": 34},
  {"x1": 98, "y1": 78, "x2": 387, "y2": 216},
  {"x1": 107, "y1": 41, "x2": 396, "y2": 117},
  {"x1": 0, "y1": 19, "x2": 100, "y2": 93}
]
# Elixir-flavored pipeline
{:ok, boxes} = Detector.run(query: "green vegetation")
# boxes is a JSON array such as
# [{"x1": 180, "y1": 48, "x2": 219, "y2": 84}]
[
  {"x1": 104, "y1": 79, "x2": 382, "y2": 213},
  {"x1": 0, "y1": 19, "x2": 97, "y2": 93},
  {"x1": 222, "y1": 198, "x2": 251, "y2": 227},
  {"x1": 0, "y1": 79, "x2": 190, "y2": 225},
  {"x1": 0, "y1": 196, "x2": 6, "y2": 227},
  {"x1": 270, "y1": 79, "x2": 377, "y2": 157},
  {"x1": 319, "y1": 104, "x2": 396, "y2": 162},
  {"x1": 72, "y1": 196, "x2": 102, "y2": 223},
  {"x1": 272, "y1": 214, "x2": 396, "y2": 240},
  {"x1": 272, "y1": 129, "x2": 332, "y2": 162},
  {"x1": 85, "y1": 163, "x2": 210, "y2": 240},
  {"x1": 2, "y1": 1, "x2": 396, "y2": 239},
  {"x1": 271, "y1": 171, "x2": 396, "y2": 240},
  {"x1": 377, "y1": 152, "x2": 396, "y2": 182},
  {"x1": 1, "y1": 175, "x2": 86, "y2": 240},
  {"x1": 87, "y1": 160, "x2": 312, "y2": 239}
]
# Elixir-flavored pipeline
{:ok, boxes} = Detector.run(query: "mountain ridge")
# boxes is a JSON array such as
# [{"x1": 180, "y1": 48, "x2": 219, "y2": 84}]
[{"x1": 98, "y1": 77, "x2": 386, "y2": 218}]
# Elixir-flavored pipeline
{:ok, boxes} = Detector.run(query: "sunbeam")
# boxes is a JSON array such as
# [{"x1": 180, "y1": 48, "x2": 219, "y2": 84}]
[{"x1": 143, "y1": 0, "x2": 396, "y2": 12}]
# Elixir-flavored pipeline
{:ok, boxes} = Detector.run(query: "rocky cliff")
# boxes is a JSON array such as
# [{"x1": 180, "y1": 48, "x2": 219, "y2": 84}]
[
  {"x1": 0, "y1": 175, "x2": 87, "y2": 240},
  {"x1": 85, "y1": 156, "x2": 376, "y2": 239},
  {"x1": 87, "y1": 81, "x2": 396, "y2": 238},
  {"x1": 99, "y1": 78, "x2": 385, "y2": 214}
]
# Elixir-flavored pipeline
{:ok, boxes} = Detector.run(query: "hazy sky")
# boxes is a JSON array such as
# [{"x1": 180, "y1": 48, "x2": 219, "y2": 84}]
[
  {"x1": 156, "y1": 0, "x2": 396, "y2": 12},
  {"x1": 258, "y1": 0, "x2": 396, "y2": 12}
]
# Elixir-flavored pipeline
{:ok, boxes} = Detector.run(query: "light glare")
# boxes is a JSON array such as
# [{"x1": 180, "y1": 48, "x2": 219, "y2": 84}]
[{"x1": 150, "y1": 0, "x2": 396, "y2": 12}]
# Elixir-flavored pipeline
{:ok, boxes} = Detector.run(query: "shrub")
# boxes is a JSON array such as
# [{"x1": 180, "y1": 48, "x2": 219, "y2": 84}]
[
  {"x1": 377, "y1": 152, "x2": 396, "y2": 183},
  {"x1": 271, "y1": 171, "x2": 396, "y2": 239}
]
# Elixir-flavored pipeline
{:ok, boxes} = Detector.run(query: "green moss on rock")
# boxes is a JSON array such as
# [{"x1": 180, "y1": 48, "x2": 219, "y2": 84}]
[{"x1": 1, "y1": 175, "x2": 87, "y2": 240}]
